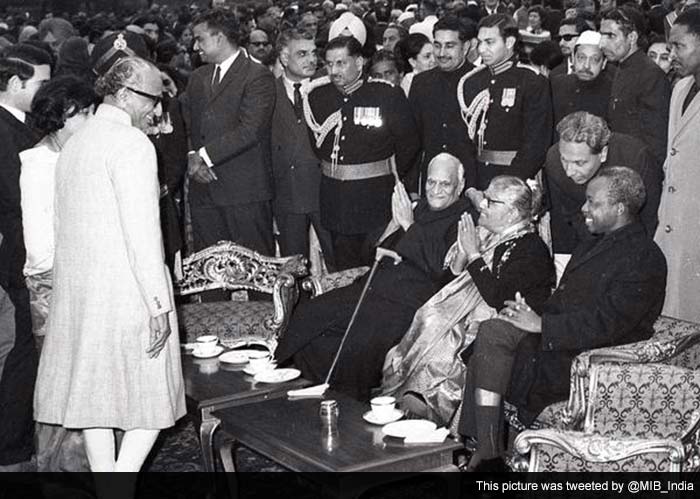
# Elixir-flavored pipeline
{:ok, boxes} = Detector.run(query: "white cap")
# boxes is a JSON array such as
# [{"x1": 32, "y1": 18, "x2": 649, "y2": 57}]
[
  {"x1": 329, "y1": 12, "x2": 367, "y2": 46},
  {"x1": 334, "y1": 3, "x2": 349, "y2": 10},
  {"x1": 397, "y1": 11, "x2": 415, "y2": 23},
  {"x1": 575, "y1": 30, "x2": 601, "y2": 47}
]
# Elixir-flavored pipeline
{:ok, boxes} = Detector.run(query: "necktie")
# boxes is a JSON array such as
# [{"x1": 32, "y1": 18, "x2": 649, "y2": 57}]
[
  {"x1": 212, "y1": 65, "x2": 221, "y2": 92},
  {"x1": 293, "y1": 82, "x2": 303, "y2": 120},
  {"x1": 682, "y1": 82, "x2": 699, "y2": 115}
]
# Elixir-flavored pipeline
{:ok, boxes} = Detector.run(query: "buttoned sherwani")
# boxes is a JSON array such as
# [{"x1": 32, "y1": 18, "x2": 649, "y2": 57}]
[
  {"x1": 34, "y1": 104, "x2": 185, "y2": 429},
  {"x1": 655, "y1": 76, "x2": 700, "y2": 322}
]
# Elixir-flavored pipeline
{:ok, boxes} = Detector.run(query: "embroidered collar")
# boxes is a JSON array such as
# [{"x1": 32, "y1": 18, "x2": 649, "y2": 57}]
[
  {"x1": 488, "y1": 56, "x2": 514, "y2": 76},
  {"x1": 342, "y1": 74, "x2": 364, "y2": 95}
]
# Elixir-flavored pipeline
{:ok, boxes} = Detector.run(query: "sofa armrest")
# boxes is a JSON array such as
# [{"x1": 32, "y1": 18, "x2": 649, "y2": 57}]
[{"x1": 301, "y1": 266, "x2": 370, "y2": 298}]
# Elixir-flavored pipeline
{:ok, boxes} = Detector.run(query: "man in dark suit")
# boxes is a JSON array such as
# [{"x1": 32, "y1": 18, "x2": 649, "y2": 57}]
[
  {"x1": 184, "y1": 9, "x2": 275, "y2": 260},
  {"x1": 545, "y1": 111, "x2": 662, "y2": 280},
  {"x1": 459, "y1": 166, "x2": 667, "y2": 471},
  {"x1": 0, "y1": 44, "x2": 51, "y2": 470},
  {"x1": 271, "y1": 28, "x2": 333, "y2": 268}
]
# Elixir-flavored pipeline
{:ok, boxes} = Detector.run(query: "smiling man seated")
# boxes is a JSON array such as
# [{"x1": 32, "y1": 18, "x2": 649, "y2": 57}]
[
  {"x1": 459, "y1": 166, "x2": 667, "y2": 471},
  {"x1": 275, "y1": 153, "x2": 470, "y2": 400}
]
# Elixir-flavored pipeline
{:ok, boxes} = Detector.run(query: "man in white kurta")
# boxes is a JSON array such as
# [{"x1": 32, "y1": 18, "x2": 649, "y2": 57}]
[
  {"x1": 34, "y1": 57, "x2": 185, "y2": 472},
  {"x1": 655, "y1": 11, "x2": 700, "y2": 322}
]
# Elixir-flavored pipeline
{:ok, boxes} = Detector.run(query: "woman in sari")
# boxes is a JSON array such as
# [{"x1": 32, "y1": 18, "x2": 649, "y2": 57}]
[{"x1": 381, "y1": 175, "x2": 555, "y2": 426}]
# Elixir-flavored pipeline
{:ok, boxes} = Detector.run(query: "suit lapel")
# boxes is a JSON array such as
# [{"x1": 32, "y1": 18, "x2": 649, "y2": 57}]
[
  {"x1": 275, "y1": 77, "x2": 305, "y2": 157},
  {"x1": 0, "y1": 107, "x2": 34, "y2": 142},
  {"x1": 564, "y1": 224, "x2": 641, "y2": 274},
  {"x1": 672, "y1": 77, "x2": 700, "y2": 139},
  {"x1": 209, "y1": 52, "x2": 247, "y2": 103}
]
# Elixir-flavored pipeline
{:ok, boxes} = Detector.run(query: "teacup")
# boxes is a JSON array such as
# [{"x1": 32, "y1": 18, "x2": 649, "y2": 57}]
[
  {"x1": 249, "y1": 353, "x2": 273, "y2": 372},
  {"x1": 370, "y1": 396, "x2": 396, "y2": 419},
  {"x1": 195, "y1": 335, "x2": 219, "y2": 355}
]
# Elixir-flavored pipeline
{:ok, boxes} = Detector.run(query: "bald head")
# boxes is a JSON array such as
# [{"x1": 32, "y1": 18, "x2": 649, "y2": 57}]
[{"x1": 426, "y1": 153, "x2": 465, "y2": 210}]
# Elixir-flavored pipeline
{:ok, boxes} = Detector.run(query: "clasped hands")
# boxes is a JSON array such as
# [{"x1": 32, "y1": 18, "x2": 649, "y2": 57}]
[
  {"x1": 391, "y1": 181, "x2": 414, "y2": 231},
  {"x1": 499, "y1": 291, "x2": 542, "y2": 333},
  {"x1": 188, "y1": 152, "x2": 218, "y2": 184}
]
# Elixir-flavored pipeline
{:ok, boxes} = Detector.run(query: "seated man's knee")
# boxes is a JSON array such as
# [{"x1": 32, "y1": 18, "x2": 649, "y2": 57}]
[{"x1": 474, "y1": 318, "x2": 518, "y2": 353}]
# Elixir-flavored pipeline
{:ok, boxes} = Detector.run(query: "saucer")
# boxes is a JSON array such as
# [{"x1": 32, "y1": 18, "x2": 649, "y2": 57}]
[
  {"x1": 253, "y1": 368, "x2": 301, "y2": 384},
  {"x1": 362, "y1": 408, "x2": 405, "y2": 425},
  {"x1": 243, "y1": 363, "x2": 276, "y2": 376},
  {"x1": 218, "y1": 351, "x2": 249, "y2": 365},
  {"x1": 192, "y1": 345, "x2": 224, "y2": 359},
  {"x1": 382, "y1": 419, "x2": 437, "y2": 438}
]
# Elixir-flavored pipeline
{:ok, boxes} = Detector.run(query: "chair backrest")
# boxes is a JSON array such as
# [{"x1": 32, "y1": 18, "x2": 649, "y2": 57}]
[{"x1": 176, "y1": 241, "x2": 308, "y2": 296}]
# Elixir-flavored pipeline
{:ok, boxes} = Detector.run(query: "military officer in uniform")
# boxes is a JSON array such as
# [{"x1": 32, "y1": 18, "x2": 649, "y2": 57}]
[
  {"x1": 303, "y1": 35, "x2": 420, "y2": 270},
  {"x1": 459, "y1": 14, "x2": 552, "y2": 190}
]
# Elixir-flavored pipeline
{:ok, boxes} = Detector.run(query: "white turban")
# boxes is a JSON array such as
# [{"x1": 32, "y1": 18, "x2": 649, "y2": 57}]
[{"x1": 328, "y1": 12, "x2": 367, "y2": 46}]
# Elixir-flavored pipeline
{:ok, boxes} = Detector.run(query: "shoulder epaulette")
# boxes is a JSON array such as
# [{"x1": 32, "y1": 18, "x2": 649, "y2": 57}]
[
  {"x1": 516, "y1": 62, "x2": 540, "y2": 75},
  {"x1": 367, "y1": 77, "x2": 395, "y2": 87}
]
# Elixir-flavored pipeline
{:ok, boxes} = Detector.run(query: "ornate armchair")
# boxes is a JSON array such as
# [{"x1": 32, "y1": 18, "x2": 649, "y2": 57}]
[
  {"x1": 513, "y1": 316, "x2": 700, "y2": 472},
  {"x1": 176, "y1": 241, "x2": 308, "y2": 352}
]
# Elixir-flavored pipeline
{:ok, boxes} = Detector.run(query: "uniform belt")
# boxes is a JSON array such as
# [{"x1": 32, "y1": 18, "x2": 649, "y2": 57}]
[
  {"x1": 478, "y1": 149, "x2": 517, "y2": 166},
  {"x1": 321, "y1": 158, "x2": 392, "y2": 181}
]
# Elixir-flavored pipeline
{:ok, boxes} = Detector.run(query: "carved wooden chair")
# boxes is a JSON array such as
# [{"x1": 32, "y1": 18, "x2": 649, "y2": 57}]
[
  {"x1": 301, "y1": 266, "x2": 370, "y2": 298},
  {"x1": 513, "y1": 316, "x2": 700, "y2": 472},
  {"x1": 176, "y1": 241, "x2": 308, "y2": 352}
]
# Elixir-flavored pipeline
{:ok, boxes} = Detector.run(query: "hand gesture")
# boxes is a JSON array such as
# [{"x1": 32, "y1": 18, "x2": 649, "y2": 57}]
[
  {"x1": 457, "y1": 212, "x2": 480, "y2": 259},
  {"x1": 188, "y1": 153, "x2": 218, "y2": 184},
  {"x1": 499, "y1": 292, "x2": 542, "y2": 333},
  {"x1": 147, "y1": 313, "x2": 172, "y2": 358},
  {"x1": 391, "y1": 181, "x2": 414, "y2": 231}
]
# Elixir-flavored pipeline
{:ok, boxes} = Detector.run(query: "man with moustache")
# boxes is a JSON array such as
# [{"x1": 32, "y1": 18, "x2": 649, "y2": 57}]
[
  {"x1": 271, "y1": 28, "x2": 334, "y2": 267},
  {"x1": 302, "y1": 35, "x2": 419, "y2": 269},
  {"x1": 655, "y1": 9, "x2": 700, "y2": 322},
  {"x1": 544, "y1": 111, "x2": 661, "y2": 280},
  {"x1": 459, "y1": 166, "x2": 667, "y2": 471},
  {"x1": 550, "y1": 31, "x2": 613, "y2": 131},
  {"x1": 601, "y1": 6, "x2": 671, "y2": 166},
  {"x1": 460, "y1": 13, "x2": 552, "y2": 189},
  {"x1": 183, "y1": 9, "x2": 276, "y2": 274},
  {"x1": 409, "y1": 16, "x2": 479, "y2": 192},
  {"x1": 549, "y1": 17, "x2": 586, "y2": 78}
]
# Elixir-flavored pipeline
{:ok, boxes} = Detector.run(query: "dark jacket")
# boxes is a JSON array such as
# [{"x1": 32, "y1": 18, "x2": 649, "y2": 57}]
[
  {"x1": 409, "y1": 63, "x2": 477, "y2": 191},
  {"x1": 0, "y1": 108, "x2": 38, "y2": 290},
  {"x1": 508, "y1": 222, "x2": 667, "y2": 423},
  {"x1": 270, "y1": 77, "x2": 321, "y2": 215},
  {"x1": 551, "y1": 72, "x2": 613, "y2": 132},
  {"x1": 607, "y1": 50, "x2": 671, "y2": 166},
  {"x1": 466, "y1": 231, "x2": 555, "y2": 314},
  {"x1": 545, "y1": 133, "x2": 662, "y2": 254},
  {"x1": 182, "y1": 52, "x2": 275, "y2": 207}
]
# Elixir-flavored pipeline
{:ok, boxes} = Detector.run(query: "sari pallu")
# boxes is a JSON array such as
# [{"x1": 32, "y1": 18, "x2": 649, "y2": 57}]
[{"x1": 380, "y1": 225, "x2": 534, "y2": 426}]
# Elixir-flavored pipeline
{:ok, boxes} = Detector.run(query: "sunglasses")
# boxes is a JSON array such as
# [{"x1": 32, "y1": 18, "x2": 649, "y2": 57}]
[
  {"x1": 125, "y1": 86, "x2": 163, "y2": 107},
  {"x1": 556, "y1": 34, "x2": 578, "y2": 42},
  {"x1": 249, "y1": 41, "x2": 270, "y2": 47}
]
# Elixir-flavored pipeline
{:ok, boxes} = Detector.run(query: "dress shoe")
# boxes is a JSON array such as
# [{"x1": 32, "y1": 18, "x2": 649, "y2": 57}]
[{"x1": 467, "y1": 456, "x2": 510, "y2": 472}]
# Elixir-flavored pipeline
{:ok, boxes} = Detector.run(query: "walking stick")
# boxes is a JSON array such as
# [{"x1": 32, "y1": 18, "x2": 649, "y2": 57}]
[{"x1": 288, "y1": 247, "x2": 402, "y2": 397}]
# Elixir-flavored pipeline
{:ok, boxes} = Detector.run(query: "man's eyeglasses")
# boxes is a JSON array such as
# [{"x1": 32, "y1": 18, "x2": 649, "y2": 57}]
[
  {"x1": 125, "y1": 86, "x2": 163, "y2": 107},
  {"x1": 482, "y1": 195, "x2": 508, "y2": 208},
  {"x1": 556, "y1": 34, "x2": 578, "y2": 42}
]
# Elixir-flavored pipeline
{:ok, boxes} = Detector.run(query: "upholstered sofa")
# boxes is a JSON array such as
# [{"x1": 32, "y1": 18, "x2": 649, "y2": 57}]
[{"x1": 176, "y1": 241, "x2": 308, "y2": 352}]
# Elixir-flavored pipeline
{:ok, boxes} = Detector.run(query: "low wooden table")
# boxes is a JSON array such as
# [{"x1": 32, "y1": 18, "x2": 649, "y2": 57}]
[
  {"x1": 182, "y1": 352, "x2": 309, "y2": 471},
  {"x1": 212, "y1": 390, "x2": 461, "y2": 496}
]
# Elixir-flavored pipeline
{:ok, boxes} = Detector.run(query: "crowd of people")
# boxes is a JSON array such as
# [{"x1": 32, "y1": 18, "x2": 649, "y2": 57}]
[{"x1": 0, "y1": 0, "x2": 699, "y2": 477}]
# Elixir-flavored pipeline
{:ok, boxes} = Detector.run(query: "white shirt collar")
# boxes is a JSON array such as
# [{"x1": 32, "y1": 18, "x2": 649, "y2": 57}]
[
  {"x1": 215, "y1": 50, "x2": 240, "y2": 82},
  {"x1": 282, "y1": 74, "x2": 310, "y2": 102},
  {"x1": 0, "y1": 103, "x2": 26, "y2": 123}
]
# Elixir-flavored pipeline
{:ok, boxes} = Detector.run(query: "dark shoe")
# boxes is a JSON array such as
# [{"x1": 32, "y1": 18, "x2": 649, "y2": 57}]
[{"x1": 469, "y1": 456, "x2": 509, "y2": 473}]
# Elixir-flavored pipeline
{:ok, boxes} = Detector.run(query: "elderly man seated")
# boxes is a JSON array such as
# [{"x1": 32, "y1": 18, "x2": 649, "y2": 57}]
[
  {"x1": 459, "y1": 166, "x2": 667, "y2": 471},
  {"x1": 275, "y1": 153, "x2": 469, "y2": 400}
]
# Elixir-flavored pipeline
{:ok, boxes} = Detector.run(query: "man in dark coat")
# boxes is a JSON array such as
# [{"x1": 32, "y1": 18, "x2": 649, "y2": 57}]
[
  {"x1": 183, "y1": 9, "x2": 276, "y2": 259},
  {"x1": 409, "y1": 16, "x2": 478, "y2": 191},
  {"x1": 601, "y1": 6, "x2": 671, "y2": 166},
  {"x1": 275, "y1": 153, "x2": 468, "y2": 400},
  {"x1": 544, "y1": 111, "x2": 662, "y2": 280},
  {"x1": 460, "y1": 14, "x2": 552, "y2": 190},
  {"x1": 0, "y1": 44, "x2": 51, "y2": 470},
  {"x1": 550, "y1": 31, "x2": 612, "y2": 133},
  {"x1": 458, "y1": 166, "x2": 667, "y2": 471},
  {"x1": 271, "y1": 28, "x2": 333, "y2": 267},
  {"x1": 304, "y1": 35, "x2": 419, "y2": 270}
]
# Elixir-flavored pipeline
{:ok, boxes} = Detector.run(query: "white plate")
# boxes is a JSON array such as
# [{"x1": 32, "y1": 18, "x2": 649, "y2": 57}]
[
  {"x1": 253, "y1": 368, "x2": 301, "y2": 384},
  {"x1": 192, "y1": 345, "x2": 224, "y2": 358},
  {"x1": 381, "y1": 419, "x2": 437, "y2": 438},
  {"x1": 243, "y1": 363, "x2": 277, "y2": 376},
  {"x1": 218, "y1": 351, "x2": 249, "y2": 365},
  {"x1": 234, "y1": 349, "x2": 270, "y2": 358},
  {"x1": 363, "y1": 409, "x2": 405, "y2": 425}
]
